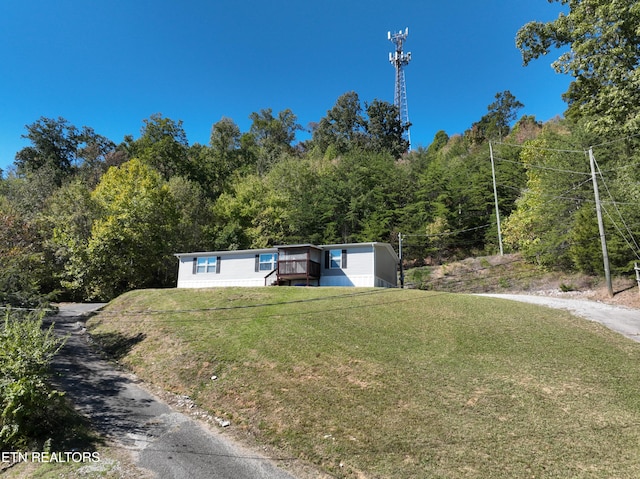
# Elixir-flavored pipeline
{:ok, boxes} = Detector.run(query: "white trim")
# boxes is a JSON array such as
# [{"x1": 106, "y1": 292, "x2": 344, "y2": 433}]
[{"x1": 178, "y1": 278, "x2": 266, "y2": 288}]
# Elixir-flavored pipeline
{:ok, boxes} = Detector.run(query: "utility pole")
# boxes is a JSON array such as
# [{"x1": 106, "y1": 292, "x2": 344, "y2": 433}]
[
  {"x1": 489, "y1": 142, "x2": 504, "y2": 255},
  {"x1": 589, "y1": 147, "x2": 614, "y2": 297},
  {"x1": 398, "y1": 232, "x2": 404, "y2": 288}
]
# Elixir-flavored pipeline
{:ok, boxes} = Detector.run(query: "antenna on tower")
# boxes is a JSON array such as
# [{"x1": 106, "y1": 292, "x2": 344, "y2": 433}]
[{"x1": 388, "y1": 27, "x2": 412, "y2": 151}]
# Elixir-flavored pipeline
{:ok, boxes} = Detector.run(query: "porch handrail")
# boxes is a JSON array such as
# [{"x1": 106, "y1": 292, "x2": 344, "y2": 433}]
[{"x1": 264, "y1": 268, "x2": 278, "y2": 286}]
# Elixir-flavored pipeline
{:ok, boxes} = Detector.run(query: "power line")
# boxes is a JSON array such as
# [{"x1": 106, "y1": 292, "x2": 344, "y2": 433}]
[
  {"x1": 493, "y1": 140, "x2": 584, "y2": 154},
  {"x1": 601, "y1": 204, "x2": 640, "y2": 261},
  {"x1": 594, "y1": 156, "x2": 640, "y2": 258},
  {"x1": 493, "y1": 156, "x2": 590, "y2": 176},
  {"x1": 1, "y1": 289, "x2": 397, "y2": 317},
  {"x1": 589, "y1": 132, "x2": 640, "y2": 150},
  {"x1": 402, "y1": 224, "x2": 491, "y2": 238}
]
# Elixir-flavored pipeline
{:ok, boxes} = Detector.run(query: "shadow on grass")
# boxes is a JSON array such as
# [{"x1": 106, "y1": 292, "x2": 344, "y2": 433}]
[
  {"x1": 91, "y1": 331, "x2": 146, "y2": 361},
  {"x1": 49, "y1": 397, "x2": 106, "y2": 451},
  {"x1": 1, "y1": 397, "x2": 105, "y2": 469}
]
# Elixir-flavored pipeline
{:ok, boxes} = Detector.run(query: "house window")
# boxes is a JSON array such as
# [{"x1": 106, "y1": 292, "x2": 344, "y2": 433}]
[
  {"x1": 196, "y1": 257, "x2": 218, "y2": 274},
  {"x1": 329, "y1": 250, "x2": 342, "y2": 269},
  {"x1": 259, "y1": 253, "x2": 278, "y2": 271},
  {"x1": 326, "y1": 249, "x2": 347, "y2": 269}
]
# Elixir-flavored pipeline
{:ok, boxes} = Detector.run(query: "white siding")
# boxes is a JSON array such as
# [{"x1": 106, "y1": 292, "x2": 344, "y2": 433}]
[
  {"x1": 374, "y1": 243, "x2": 399, "y2": 287},
  {"x1": 320, "y1": 274, "x2": 376, "y2": 287},
  {"x1": 176, "y1": 243, "x2": 398, "y2": 289},
  {"x1": 320, "y1": 245, "x2": 379, "y2": 287},
  {"x1": 176, "y1": 250, "x2": 276, "y2": 288}
]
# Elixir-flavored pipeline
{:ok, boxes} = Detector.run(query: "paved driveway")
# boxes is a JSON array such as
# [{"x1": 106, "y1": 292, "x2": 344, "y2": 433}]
[{"x1": 49, "y1": 304, "x2": 301, "y2": 479}]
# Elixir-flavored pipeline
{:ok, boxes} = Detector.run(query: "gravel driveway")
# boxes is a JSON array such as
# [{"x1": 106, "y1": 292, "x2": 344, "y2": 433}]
[{"x1": 477, "y1": 294, "x2": 640, "y2": 342}]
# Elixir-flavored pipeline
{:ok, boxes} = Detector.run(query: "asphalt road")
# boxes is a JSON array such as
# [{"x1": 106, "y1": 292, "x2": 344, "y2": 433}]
[
  {"x1": 477, "y1": 293, "x2": 640, "y2": 342},
  {"x1": 49, "y1": 303, "x2": 299, "y2": 479}
]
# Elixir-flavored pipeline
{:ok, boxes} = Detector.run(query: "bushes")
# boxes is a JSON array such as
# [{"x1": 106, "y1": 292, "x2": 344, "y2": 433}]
[{"x1": 0, "y1": 309, "x2": 66, "y2": 449}]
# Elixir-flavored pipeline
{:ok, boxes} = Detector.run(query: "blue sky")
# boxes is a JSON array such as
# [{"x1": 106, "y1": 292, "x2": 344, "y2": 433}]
[{"x1": 0, "y1": 1, "x2": 570, "y2": 174}]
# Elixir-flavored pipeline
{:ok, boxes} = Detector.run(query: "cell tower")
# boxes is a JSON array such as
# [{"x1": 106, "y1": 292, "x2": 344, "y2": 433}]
[{"x1": 388, "y1": 27, "x2": 412, "y2": 150}]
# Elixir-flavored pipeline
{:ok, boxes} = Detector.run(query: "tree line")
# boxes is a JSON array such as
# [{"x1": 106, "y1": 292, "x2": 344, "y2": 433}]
[
  {"x1": 2, "y1": 0, "x2": 640, "y2": 305},
  {"x1": 0, "y1": 90, "x2": 531, "y2": 303}
]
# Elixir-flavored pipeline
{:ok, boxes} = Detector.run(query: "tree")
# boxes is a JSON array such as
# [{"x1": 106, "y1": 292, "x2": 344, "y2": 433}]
[
  {"x1": 248, "y1": 108, "x2": 301, "y2": 174},
  {"x1": 502, "y1": 129, "x2": 589, "y2": 268},
  {"x1": 312, "y1": 91, "x2": 366, "y2": 156},
  {"x1": 166, "y1": 176, "x2": 216, "y2": 253},
  {"x1": 202, "y1": 116, "x2": 254, "y2": 195},
  {"x1": 86, "y1": 159, "x2": 179, "y2": 300},
  {"x1": 516, "y1": 0, "x2": 640, "y2": 135},
  {"x1": 210, "y1": 117, "x2": 241, "y2": 158},
  {"x1": 75, "y1": 127, "x2": 117, "y2": 186},
  {"x1": 14, "y1": 117, "x2": 79, "y2": 182},
  {"x1": 467, "y1": 91, "x2": 524, "y2": 143},
  {"x1": 14, "y1": 117, "x2": 115, "y2": 186},
  {"x1": 212, "y1": 173, "x2": 292, "y2": 249},
  {"x1": 324, "y1": 151, "x2": 403, "y2": 243},
  {"x1": 44, "y1": 180, "x2": 96, "y2": 300},
  {"x1": 0, "y1": 197, "x2": 47, "y2": 307},
  {"x1": 125, "y1": 114, "x2": 190, "y2": 180},
  {"x1": 364, "y1": 99, "x2": 410, "y2": 157}
]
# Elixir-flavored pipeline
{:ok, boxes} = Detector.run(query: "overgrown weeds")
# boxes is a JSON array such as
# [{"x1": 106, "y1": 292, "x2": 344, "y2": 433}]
[{"x1": 0, "y1": 309, "x2": 67, "y2": 450}]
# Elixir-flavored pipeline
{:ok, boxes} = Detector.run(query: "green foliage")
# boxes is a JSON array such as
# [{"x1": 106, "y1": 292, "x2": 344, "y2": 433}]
[
  {"x1": 311, "y1": 92, "x2": 409, "y2": 157},
  {"x1": 14, "y1": 117, "x2": 115, "y2": 187},
  {"x1": 85, "y1": 159, "x2": 179, "y2": 300},
  {"x1": 248, "y1": 108, "x2": 302, "y2": 175},
  {"x1": 201, "y1": 116, "x2": 255, "y2": 196},
  {"x1": 516, "y1": 0, "x2": 640, "y2": 136},
  {"x1": 364, "y1": 99, "x2": 409, "y2": 157},
  {"x1": 0, "y1": 197, "x2": 49, "y2": 308},
  {"x1": 0, "y1": 309, "x2": 66, "y2": 449},
  {"x1": 213, "y1": 173, "x2": 292, "y2": 249},
  {"x1": 467, "y1": 91, "x2": 524, "y2": 143},
  {"x1": 8, "y1": 79, "x2": 640, "y2": 302},
  {"x1": 502, "y1": 130, "x2": 587, "y2": 268},
  {"x1": 503, "y1": 120, "x2": 640, "y2": 274},
  {"x1": 125, "y1": 113, "x2": 190, "y2": 180},
  {"x1": 166, "y1": 176, "x2": 217, "y2": 253},
  {"x1": 568, "y1": 204, "x2": 603, "y2": 275},
  {"x1": 312, "y1": 91, "x2": 366, "y2": 155},
  {"x1": 44, "y1": 180, "x2": 96, "y2": 300}
]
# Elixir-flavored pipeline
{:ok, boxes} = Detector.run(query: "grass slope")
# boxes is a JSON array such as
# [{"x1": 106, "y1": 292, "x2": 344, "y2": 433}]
[{"x1": 88, "y1": 287, "x2": 640, "y2": 478}]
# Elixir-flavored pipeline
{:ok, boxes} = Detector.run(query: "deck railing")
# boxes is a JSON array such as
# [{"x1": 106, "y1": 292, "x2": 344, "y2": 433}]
[{"x1": 277, "y1": 259, "x2": 321, "y2": 278}]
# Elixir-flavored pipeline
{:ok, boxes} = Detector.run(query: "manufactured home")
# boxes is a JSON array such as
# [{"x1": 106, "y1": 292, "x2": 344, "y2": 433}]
[{"x1": 175, "y1": 243, "x2": 398, "y2": 288}]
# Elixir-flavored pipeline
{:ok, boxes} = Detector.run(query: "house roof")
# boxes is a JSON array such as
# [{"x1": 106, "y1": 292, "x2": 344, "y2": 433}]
[
  {"x1": 321, "y1": 242, "x2": 399, "y2": 262},
  {"x1": 174, "y1": 247, "x2": 276, "y2": 258},
  {"x1": 273, "y1": 243, "x2": 323, "y2": 250},
  {"x1": 175, "y1": 242, "x2": 399, "y2": 262}
]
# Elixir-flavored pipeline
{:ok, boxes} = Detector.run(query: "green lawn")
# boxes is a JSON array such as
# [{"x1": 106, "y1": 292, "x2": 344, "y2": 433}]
[{"x1": 88, "y1": 287, "x2": 640, "y2": 478}]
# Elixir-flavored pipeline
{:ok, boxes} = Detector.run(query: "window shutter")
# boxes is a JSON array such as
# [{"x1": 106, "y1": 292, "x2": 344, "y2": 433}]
[
  {"x1": 324, "y1": 250, "x2": 330, "y2": 269},
  {"x1": 342, "y1": 249, "x2": 347, "y2": 268},
  {"x1": 192, "y1": 257, "x2": 197, "y2": 274},
  {"x1": 255, "y1": 254, "x2": 260, "y2": 272},
  {"x1": 216, "y1": 256, "x2": 221, "y2": 274}
]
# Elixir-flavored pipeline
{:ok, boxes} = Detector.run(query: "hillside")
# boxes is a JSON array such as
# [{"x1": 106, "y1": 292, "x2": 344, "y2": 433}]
[
  {"x1": 405, "y1": 253, "x2": 640, "y2": 309},
  {"x1": 87, "y1": 287, "x2": 640, "y2": 478}
]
